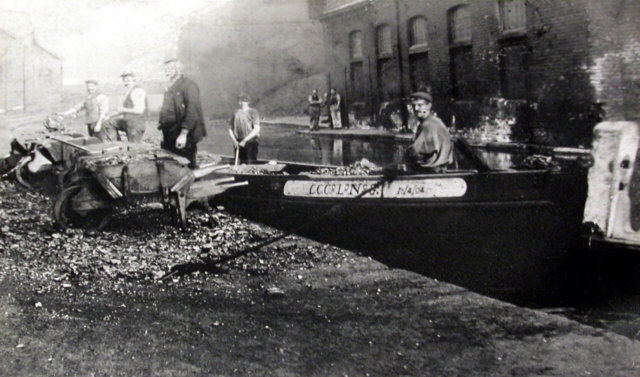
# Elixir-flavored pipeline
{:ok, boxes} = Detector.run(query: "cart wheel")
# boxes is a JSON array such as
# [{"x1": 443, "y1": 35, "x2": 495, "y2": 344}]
[{"x1": 53, "y1": 185, "x2": 112, "y2": 230}]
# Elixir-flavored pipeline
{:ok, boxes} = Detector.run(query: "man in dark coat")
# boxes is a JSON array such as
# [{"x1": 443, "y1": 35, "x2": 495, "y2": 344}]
[{"x1": 158, "y1": 59, "x2": 207, "y2": 168}]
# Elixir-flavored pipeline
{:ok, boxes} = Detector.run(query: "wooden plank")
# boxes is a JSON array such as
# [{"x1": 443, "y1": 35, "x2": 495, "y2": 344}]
[
  {"x1": 187, "y1": 180, "x2": 248, "y2": 202},
  {"x1": 48, "y1": 136, "x2": 93, "y2": 153}
]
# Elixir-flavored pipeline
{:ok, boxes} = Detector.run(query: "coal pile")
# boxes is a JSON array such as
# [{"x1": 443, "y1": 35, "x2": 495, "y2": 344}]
[
  {"x1": 307, "y1": 159, "x2": 381, "y2": 176},
  {"x1": 0, "y1": 180, "x2": 353, "y2": 294}
]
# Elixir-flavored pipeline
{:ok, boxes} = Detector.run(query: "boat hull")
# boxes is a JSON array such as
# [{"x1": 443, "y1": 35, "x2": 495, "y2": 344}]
[{"x1": 212, "y1": 165, "x2": 588, "y2": 303}]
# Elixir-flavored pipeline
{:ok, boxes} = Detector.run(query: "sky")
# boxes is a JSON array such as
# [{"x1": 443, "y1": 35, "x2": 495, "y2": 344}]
[{"x1": 0, "y1": 0, "x2": 234, "y2": 84}]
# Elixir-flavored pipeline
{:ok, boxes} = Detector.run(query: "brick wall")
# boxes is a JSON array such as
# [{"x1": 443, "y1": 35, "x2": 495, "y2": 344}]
[
  {"x1": 317, "y1": 0, "x2": 639, "y2": 146},
  {"x1": 586, "y1": 0, "x2": 640, "y2": 122}
]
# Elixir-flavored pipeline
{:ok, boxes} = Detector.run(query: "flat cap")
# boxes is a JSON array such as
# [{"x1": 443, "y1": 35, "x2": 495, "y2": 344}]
[
  {"x1": 85, "y1": 79, "x2": 98, "y2": 85},
  {"x1": 120, "y1": 70, "x2": 135, "y2": 78},
  {"x1": 409, "y1": 91, "x2": 432, "y2": 103},
  {"x1": 164, "y1": 58, "x2": 179, "y2": 64}
]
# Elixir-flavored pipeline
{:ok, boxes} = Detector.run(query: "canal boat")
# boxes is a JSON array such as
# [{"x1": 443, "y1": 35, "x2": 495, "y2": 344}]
[{"x1": 210, "y1": 138, "x2": 590, "y2": 301}]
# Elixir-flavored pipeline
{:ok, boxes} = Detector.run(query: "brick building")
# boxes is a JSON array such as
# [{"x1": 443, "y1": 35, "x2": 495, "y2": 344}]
[{"x1": 312, "y1": 0, "x2": 640, "y2": 146}]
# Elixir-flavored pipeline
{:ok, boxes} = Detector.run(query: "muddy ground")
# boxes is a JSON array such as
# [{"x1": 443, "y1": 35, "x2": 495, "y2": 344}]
[{"x1": 0, "y1": 172, "x2": 639, "y2": 376}]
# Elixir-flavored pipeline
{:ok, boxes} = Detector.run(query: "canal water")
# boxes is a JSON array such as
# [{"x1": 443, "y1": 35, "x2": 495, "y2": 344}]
[
  {"x1": 201, "y1": 122, "x2": 519, "y2": 169},
  {"x1": 200, "y1": 122, "x2": 640, "y2": 340}
]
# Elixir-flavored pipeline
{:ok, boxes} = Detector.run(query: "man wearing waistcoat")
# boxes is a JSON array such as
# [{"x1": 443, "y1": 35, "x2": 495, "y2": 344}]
[
  {"x1": 158, "y1": 59, "x2": 206, "y2": 169},
  {"x1": 60, "y1": 79, "x2": 109, "y2": 139},
  {"x1": 102, "y1": 71, "x2": 147, "y2": 142}
]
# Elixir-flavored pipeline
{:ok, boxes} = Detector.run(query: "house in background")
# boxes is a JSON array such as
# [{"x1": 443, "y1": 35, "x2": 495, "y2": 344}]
[
  {"x1": 0, "y1": 14, "x2": 62, "y2": 114},
  {"x1": 312, "y1": 0, "x2": 640, "y2": 146}
]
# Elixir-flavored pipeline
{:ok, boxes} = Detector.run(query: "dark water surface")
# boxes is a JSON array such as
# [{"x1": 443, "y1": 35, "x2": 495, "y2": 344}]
[{"x1": 201, "y1": 123, "x2": 407, "y2": 166}]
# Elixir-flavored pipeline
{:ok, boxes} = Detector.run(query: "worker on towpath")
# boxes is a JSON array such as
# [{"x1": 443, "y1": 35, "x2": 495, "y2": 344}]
[
  {"x1": 102, "y1": 71, "x2": 148, "y2": 143},
  {"x1": 158, "y1": 58, "x2": 206, "y2": 169},
  {"x1": 59, "y1": 79, "x2": 109, "y2": 140}
]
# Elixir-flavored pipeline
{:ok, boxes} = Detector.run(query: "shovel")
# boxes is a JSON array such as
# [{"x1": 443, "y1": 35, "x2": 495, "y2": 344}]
[{"x1": 234, "y1": 147, "x2": 239, "y2": 171}]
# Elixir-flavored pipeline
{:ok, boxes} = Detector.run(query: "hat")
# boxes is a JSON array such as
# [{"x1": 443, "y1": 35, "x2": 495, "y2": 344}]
[
  {"x1": 120, "y1": 70, "x2": 134, "y2": 78},
  {"x1": 164, "y1": 58, "x2": 179, "y2": 64},
  {"x1": 238, "y1": 94, "x2": 250, "y2": 102},
  {"x1": 85, "y1": 79, "x2": 98, "y2": 85},
  {"x1": 409, "y1": 91, "x2": 432, "y2": 103}
]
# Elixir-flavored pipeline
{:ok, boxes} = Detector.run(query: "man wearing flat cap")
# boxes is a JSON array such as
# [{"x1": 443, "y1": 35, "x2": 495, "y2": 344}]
[
  {"x1": 405, "y1": 91, "x2": 453, "y2": 169},
  {"x1": 229, "y1": 94, "x2": 260, "y2": 164},
  {"x1": 103, "y1": 71, "x2": 148, "y2": 142},
  {"x1": 60, "y1": 79, "x2": 109, "y2": 139},
  {"x1": 158, "y1": 59, "x2": 206, "y2": 168}
]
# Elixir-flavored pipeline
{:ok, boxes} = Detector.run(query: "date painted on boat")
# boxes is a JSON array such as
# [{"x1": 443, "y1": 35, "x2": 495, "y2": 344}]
[{"x1": 283, "y1": 178, "x2": 467, "y2": 198}]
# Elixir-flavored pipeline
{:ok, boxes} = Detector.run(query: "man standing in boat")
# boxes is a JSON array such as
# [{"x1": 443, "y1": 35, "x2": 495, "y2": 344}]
[
  {"x1": 158, "y1": 58, "x2": 206, "y2": 169},
  {"x1": 405, "y1": 91, "x2": 453, "y2": 170},
  {"x1": 328, "y1": 88, "x2": 342, "y2": 129},
  {"x1": 102, "y1": 71, "x2": 148, "y2": 143},
  {"x1": 308, "y1": 89, "x2": 322, "y2": 131},
  {"x1": 229, "y1": 94, "x2": 261, "y2": 164},
  {"x1": 59, "y1": 79, "x2": 109, "y2": 140}
]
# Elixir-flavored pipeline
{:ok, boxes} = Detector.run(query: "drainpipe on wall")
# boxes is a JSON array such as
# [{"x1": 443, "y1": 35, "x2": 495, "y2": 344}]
[{"x1": 394, "y1": 0, "x2": 408, "y2": 132}]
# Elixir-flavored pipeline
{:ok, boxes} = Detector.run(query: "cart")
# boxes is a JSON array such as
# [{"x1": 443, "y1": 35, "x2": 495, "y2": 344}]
[
  {"x1": 52, "y1": 142, "x2": 246, "y2": 230},
  {"x1": 2, "y1": 114, "x2": 99, "y2": 188}
]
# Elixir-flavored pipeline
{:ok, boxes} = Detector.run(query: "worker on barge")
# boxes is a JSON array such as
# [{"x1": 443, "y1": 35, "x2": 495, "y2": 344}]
[
  {"x1": 404, "y1": 91, "x2": 453, "y2": 171},
  {"x1": 229, "y1": 94, "x2": 261, "y2": 164}
]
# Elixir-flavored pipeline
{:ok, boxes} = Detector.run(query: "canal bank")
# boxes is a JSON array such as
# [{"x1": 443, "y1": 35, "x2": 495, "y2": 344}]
[{"x1": 0, "y1": 177, "x2": 638, "y2": 376}]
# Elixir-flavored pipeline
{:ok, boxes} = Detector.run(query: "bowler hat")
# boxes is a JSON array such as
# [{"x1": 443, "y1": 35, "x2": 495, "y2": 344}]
[{"x1": 409, "y1": 91, "x2": 432, "y2": 103}]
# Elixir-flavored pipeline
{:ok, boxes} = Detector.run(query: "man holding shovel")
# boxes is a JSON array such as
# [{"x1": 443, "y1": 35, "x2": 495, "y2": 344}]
[
  {"x1": 229, "y1": 94, "x2": 260, "y2": 164},
  {"x1": 158, "y1": 59, "x2": 206, "y2": 169}
]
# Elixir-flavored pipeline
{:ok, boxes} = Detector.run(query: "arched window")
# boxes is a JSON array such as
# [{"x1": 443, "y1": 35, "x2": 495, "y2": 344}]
[
  {"x1": 449, "y1": 5, "x2": 471, "y2": 44},
  {"x1": 409, "y1": 16, "x2": 428, "y2": 48},
  {"x1": 349, "y1": 30, "x2": 363, "y2": 60},
  {"x1": 376, "y1": 24, "x2": 392, "y2": 58}
]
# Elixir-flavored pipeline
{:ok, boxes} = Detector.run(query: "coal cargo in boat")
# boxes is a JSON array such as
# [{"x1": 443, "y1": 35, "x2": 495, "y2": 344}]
[{"x1": 210, "y1": 138, "x2": 590, "y2": 302}]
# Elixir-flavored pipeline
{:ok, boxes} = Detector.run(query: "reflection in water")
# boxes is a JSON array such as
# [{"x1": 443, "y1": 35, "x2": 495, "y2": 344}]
[
  {"x1": 477, "y1": 150, "x2": 514, "y2": 170},
  {"x1": 202, "y1": 123, "x2": 523, "y2": 169},
  {"x1": 209, "y1": 124, "x2": 566, "y2": 171}
]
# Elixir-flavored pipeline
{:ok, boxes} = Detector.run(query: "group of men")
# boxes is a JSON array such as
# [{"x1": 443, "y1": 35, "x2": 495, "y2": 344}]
[
  {"x1": 64, "y1": 60, "x2": 451, "y2": 171},
  {"x1": 63, "y1": 59, "x2": 260, "y2": 168},
  {"x1": 307, "y1": 88, "x2": 341, "y2": 131}
]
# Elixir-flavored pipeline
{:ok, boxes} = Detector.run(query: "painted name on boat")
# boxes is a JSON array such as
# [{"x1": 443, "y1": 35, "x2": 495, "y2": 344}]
[{"x1": 283, "y1": 178, "x2": 467, "y2": 198}]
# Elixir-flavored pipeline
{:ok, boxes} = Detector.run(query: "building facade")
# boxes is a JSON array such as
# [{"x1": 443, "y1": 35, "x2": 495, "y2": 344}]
[
  {"x1": 0, "y1": 28, "x2": 62, "y2": 114},
  {"x1": 313, "y1": 0, "x2": 640, "y2": 146}
]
